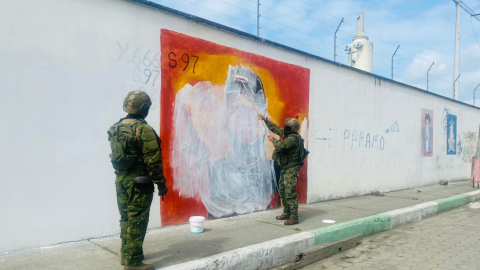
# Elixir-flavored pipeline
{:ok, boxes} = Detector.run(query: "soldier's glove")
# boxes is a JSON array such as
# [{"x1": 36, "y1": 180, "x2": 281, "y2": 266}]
[{"x1": 157, "y1": 183, "x2": 168, "y2": 200}]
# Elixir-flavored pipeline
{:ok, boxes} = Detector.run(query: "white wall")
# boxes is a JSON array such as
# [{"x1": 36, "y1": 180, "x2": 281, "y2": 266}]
[{"x1": 0, "y1": 0, "x2": 478, "y2": 252}]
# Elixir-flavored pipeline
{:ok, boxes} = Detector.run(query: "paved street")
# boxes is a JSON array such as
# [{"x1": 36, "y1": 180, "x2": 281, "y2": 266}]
[{"x1": 301, "y1": 204, "x2": 480, "y2": 270}]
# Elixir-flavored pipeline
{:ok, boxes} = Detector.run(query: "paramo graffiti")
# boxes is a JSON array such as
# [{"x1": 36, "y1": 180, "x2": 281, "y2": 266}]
[{"x1": 314, "y1": 127, "x2": 386, "y2": 151}]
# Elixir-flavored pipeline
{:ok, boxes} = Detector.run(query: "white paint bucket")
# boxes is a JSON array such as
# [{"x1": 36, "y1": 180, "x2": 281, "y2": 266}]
[{"x1": 189, "y1": 216, "x2": 206, "y2": 234}]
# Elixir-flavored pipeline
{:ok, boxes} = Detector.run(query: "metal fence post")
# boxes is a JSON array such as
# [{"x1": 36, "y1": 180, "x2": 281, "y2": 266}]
[
  {"x1": 334, "y1": 18, "x2": 344, "y2": 62},
  {"x1": 391, "y1": 45, "x2": 400, "y2": 80}
]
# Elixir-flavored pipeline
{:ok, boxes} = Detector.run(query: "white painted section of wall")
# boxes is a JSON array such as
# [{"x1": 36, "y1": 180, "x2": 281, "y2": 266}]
[
  {"x1": 160, "y1": 232, "x2": 315, "y2": 270},
  {"x1": 307, "y1": 67, "x2": 480, "y2": 203},
  {"x1": 1, "y1": 0, "x2": 479, "y2": 252},
  {"x1": 387, "y1": 202, "x2": 438, "y2": 229},
  {"x1": 0, "y1": 0, "x2": 165, "y2": 252}
]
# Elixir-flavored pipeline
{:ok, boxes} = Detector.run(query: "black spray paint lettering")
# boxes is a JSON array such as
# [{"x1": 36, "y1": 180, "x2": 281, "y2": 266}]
[
  {"x1": 168, "y1": 52, "x2": 177, "y2": 68},
  {"x1": 168, "y1": 52, "x2": 199, "y2": 74}
]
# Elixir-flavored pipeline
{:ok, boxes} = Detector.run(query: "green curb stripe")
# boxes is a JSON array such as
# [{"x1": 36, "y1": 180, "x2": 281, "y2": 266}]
[
  {"x1": 435, "y1": 194, "x2": 469, "y2": 214},
  {"x1": 309, "y1": 213, "x2": 391, "y2": 245}
]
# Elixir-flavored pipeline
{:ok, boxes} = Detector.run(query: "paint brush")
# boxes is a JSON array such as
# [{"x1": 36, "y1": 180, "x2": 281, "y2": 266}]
[{"x1": 233, "y1": 75, "x2": 270, "y2": 134}]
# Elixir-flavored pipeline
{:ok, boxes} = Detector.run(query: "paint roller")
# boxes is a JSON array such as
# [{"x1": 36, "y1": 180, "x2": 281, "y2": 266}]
[{"x1": 233, "y1": 75, "x2": 270, "y2": 134}]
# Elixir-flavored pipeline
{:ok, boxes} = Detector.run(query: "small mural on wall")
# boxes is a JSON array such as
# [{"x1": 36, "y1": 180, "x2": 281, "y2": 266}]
[
  {"x1": 461, "y1": 131, "x2": 476, "y2": 162},
  {"x1": 446, "y1": 114, "x2": 457, "y2": 155},
  {"x1": 421, "y1": 109, "x2": 433, "y2": 157},
  {"x1": 160, "y1": 30, "x2": 310, "y2": 226}
]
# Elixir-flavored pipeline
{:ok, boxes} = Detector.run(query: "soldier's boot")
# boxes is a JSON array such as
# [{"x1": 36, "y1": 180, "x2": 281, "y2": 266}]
[
  {"x1": 276, "y1": 213, "x2": 289, "y2": 220},
  {"x1": 124, "y1": 263, "x2": 154, "y2": 270},
  {"x1": 121, "y1": 255, "x2": 144, "y2": 266},
  {"x1": 284, "y1": 218, "x2": 298, "y2": 225}
]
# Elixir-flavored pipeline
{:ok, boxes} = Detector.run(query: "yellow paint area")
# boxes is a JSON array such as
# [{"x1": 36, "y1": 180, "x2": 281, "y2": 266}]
[{"x1": 172, "y1": 53, "x2": 286, "y2": 123}]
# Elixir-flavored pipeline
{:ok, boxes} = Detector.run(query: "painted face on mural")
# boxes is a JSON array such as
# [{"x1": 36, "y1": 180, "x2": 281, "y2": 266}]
[{"x1": 225, "y1": 67, "x2": 267, "y2": 146}]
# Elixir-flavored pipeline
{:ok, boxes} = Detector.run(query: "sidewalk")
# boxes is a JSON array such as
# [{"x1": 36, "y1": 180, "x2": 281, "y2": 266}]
[{"x1": 2, "y1": 180, "x2": 479, "y2": 270}]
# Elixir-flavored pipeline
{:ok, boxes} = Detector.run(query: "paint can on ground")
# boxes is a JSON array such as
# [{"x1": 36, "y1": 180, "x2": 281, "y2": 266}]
[{"x1": 189, "y1": 216, "x2": 206, "y2": 234}]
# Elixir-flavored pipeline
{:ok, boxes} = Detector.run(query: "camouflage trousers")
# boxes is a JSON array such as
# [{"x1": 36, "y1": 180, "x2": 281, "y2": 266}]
[
  {"x1": 116, "y1": 174, "x2": 154, "y2": 267},
  {"x1": 278, "y1": 166, "x2": 300, "y2": 220}
]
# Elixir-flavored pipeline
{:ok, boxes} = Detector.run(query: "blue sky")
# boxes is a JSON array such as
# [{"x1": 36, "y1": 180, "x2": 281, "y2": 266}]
[{"x1": 149, "y1": 0, "x2": 480, "y2": 104}]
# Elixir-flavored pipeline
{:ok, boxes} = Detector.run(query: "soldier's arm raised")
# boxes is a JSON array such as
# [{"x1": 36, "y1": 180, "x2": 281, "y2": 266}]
[
  {"x1": 257, "y1": 113, "x2": 284, "y2": 136},
  {"x1": 137, "y1": 124, "x2": 166, "y2": 185},
  {"x1": 272, "y1": 136, "x2": 297, "y2": 152},
  {"x1": 265, "y1": 119, "x2": 284, "y2": 137}
]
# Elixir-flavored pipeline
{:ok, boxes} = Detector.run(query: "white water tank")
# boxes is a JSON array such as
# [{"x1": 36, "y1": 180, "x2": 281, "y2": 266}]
[{"x1": 345, "y1": 12, "x2": 373, "y2": 72}]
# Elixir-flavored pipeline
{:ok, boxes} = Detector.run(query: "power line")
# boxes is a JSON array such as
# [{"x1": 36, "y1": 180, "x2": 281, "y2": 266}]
[
  {"x1": 263, "y1": 0, "x2": 470, "y2": 89},
  {"x1": 259, "y1": 26, "x2": 335, "y2": 56},
  {"x1": 262, "y1": 0, "x2": 460, "y2": 85},
  {"x1": 471, "y1": 17, "x2": 480, "y2": 49},
  {"x1": 171, "y1": 0, "x2": 476, "y2": 100},
  {"x1": 296, "y1": 0, "x2": 456, "y2": 67},
  {"x1": 181, "y1": 0, "x2": 257, "y2": 28},
  {"x1": 218, "y1": 0, "x2": 257, "y2": 15}
]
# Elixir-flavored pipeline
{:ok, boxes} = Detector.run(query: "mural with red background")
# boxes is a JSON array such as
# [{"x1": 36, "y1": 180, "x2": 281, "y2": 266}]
[{"x1": 160, "y1": 30, "x2": 309, "y2": 226}]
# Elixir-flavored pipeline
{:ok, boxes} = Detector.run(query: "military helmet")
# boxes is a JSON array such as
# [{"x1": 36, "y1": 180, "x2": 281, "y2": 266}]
[
  {"x1": 284, "y1": 118, "x2": 300, "y2": 132},
  {"x1": 123, "y1": 90, "x2": 152, "y2": 114}
]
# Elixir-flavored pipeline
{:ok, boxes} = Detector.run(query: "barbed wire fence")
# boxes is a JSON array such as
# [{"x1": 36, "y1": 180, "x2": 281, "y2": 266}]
[{"x1": 158, "y1": 0, "x2": 480, "y2": 106}]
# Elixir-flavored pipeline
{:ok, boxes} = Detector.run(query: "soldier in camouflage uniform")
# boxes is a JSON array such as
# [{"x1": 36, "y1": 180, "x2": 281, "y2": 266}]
[
  {"x1": 258, "y1": 114, "x2": 304, "y2": 225},
  {"x1": 108, "y1": 91, "x2": 168, "y2": 270}
]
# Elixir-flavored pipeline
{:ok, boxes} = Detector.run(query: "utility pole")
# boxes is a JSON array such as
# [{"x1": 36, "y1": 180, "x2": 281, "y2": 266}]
[
  {"x1": 427, "y1": 62, "x2": 434, "y2": 92},
  {"x1": 474, "y1": 84, "x2": 480, "y2": 106},
  {"x1": 334, "y1": 18, "x2": 344, "y2": 62},
  {"x1": 453, "y1": 0, "x2": 461, "y2": 100},
  {"x1": 453, "y1": 74, "x2": 461, "y2": 98},
  {"x1": 391, "y1": 45, "x2": 400, "y2": 80},
  {"x1": 257, "y1": 0, "x2": 260, "y2": 37}
]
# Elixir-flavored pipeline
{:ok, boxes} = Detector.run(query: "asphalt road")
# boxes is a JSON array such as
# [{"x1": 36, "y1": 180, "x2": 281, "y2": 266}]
[{"x1": 300, "y1": 203, "x2": 480, "y2": 270}]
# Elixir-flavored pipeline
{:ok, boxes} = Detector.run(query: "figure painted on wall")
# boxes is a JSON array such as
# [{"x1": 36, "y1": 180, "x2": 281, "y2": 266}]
[
  {"x1": 421, "y1": 109, "x2": 433, "y2": 157},
  {"x1": 160, "y1": 30, "x2": 310, "y2": 226},
  {"x1": 462, "y1": 132, "x2": 477, "y2": 162},
  {"x1": 447, "y1": 114, "x2": 457, "y2": 155},
  {"x1": 170, "y1": 66, "x2": 275, "y2": 218}
]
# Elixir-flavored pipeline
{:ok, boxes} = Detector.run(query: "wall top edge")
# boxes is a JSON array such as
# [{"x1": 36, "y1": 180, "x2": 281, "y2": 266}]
[{"x1": 126, "y1": 0, "x2": 479, "y2": 111}]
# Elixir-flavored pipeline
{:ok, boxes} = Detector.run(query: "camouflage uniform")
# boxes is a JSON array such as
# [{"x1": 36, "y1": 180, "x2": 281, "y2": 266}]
[
  {"x1": 108, "y1": 91, "x2": 166, "y2": 268},
  {"x1": 265, "y1": 120, "x2": 301, "y2": 220}
]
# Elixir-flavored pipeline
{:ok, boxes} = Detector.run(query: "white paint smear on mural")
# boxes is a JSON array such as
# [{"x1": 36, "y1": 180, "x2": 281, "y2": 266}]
[{"x1": 171, "y1": 66, "x2": 276, "y2": 217}]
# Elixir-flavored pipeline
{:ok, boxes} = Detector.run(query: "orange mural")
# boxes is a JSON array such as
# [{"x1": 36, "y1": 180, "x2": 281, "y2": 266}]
[{"x1": 160, "y1": 29, "x2": 310, "y2": 226}]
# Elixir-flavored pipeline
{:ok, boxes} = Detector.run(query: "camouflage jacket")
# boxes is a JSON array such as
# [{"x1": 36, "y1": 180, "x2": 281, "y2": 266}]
[
  {"x1": 265, "y1": 119, "x2": 301, "y2": 168},
  {"x1": 108, "y1": 118, "x2": 166, "y2": 184}
]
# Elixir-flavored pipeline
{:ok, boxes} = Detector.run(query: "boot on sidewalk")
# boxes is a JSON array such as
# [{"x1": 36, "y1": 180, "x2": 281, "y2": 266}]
[
  {"x1": 276, "y1": 213, "x2": 289, "y2": 220},
  {"x1": 284, "y1": 218, "x2": 298, "y2": 225},
  {"x1": 121, "y1": 255, "x2": 144, "y2": 266},
  {"x1": 124, "y1": 263, "x2": 154, "y2": 270}
]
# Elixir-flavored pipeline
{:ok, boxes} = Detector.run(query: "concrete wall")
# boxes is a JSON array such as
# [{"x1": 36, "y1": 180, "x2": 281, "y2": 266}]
[{"x1": 0, "y1": 0, "x2": 478, "y2": 252}]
